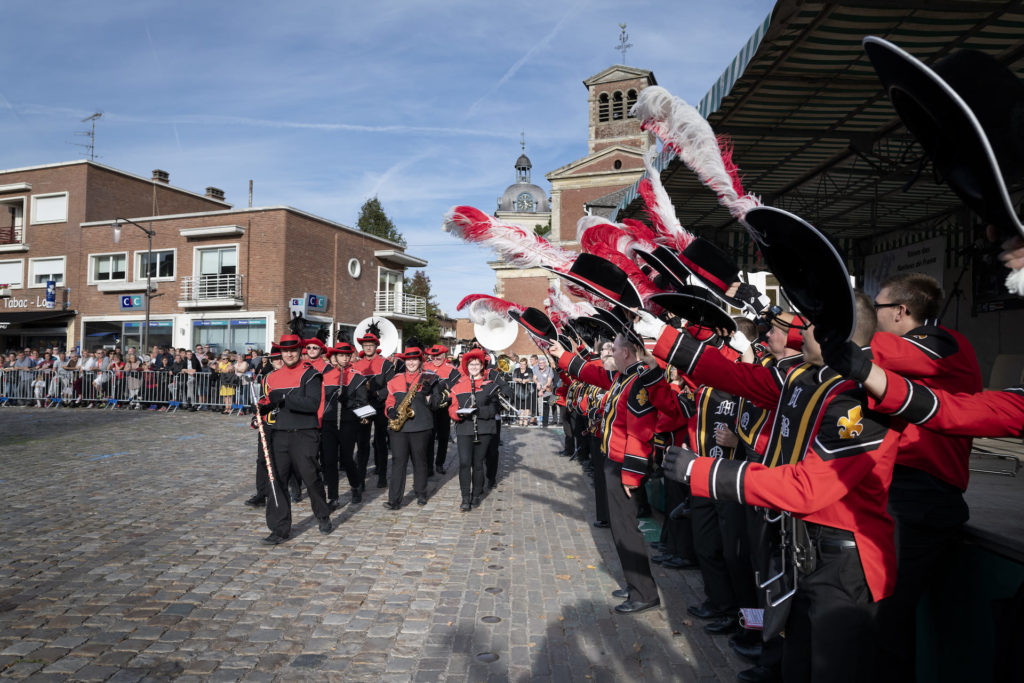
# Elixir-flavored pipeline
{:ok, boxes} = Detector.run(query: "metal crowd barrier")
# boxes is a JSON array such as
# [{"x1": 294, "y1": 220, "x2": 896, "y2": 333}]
[
  {"x1": 0, "y1": 368, "x2": 257, "y2": 413},
  {"x1": 496, "y1": 375, "x2": 556, "y2": 427}
]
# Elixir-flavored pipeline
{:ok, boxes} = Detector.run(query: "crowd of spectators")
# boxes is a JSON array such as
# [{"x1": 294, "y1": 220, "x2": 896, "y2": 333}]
[{"x1": 0, "y1": 343, "x2": 270, "y2": 411}]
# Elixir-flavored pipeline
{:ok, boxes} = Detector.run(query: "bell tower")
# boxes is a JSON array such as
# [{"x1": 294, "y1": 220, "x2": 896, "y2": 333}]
[{"x1": 583, "y1": 65, "x2": 657, "y2": 155}]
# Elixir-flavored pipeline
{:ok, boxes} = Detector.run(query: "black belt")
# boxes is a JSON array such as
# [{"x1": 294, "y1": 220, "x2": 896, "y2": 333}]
[{"x1": 805, "y1": 522, "x2": 857, "y2": 551}]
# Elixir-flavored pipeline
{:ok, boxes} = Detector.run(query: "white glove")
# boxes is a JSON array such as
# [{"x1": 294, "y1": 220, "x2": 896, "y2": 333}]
[
  {"x1": 633, "y1": 310, "x2": 667, "y2": 340},
  {"x1": 728, "y1": 330, "x2": 751, "y2": 354}
]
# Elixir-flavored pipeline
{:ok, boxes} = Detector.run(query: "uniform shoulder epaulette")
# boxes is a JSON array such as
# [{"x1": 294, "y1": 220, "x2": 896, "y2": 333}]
[{"x1": 901, "y1": 323, "x2": 958, "y2": 359}]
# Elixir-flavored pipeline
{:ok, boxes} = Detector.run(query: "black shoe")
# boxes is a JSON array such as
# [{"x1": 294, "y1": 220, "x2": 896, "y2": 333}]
[
  {"x1": 661, "y1": 556, "x2": 697, "y2": 570},
  {"x1": 614, "y1": 598, "x2": 660, "y2": 615},
  {"x1": 687, "y1": 601, "x2": 732, "y2": 620},
  {"x1": 260, "y1": 533, "x2": 288, "y2": 545},
  {"x1": 417, "y1": 496, "x2": 428, "y2": 506},
  {"x1": 376, "y1": 477, "x2": 387, "y2": 489},
  {"x1": 636, "y1": 505, "x2": 653, "y2": 518},
  {"x1": 471, "y1": 496, "x2": 481, "y2": 507},
  {"x1": 436, "y1": 465, "x2": 446, "y2": 475},
  {"x1": 460, "y1": 502, "x2": 471, "y2": 512},
  {"x1": 651, "y1": 553, "x2": 675, "y2": 564},
  {"x1": 729, "y1": 637, "x2": 763, "y2": 662},
  {"x1": 327, "y1": 498, "x2": 340, "y2": 511},
  {"x1": 593, "y1": 520, "x2": 610, "y2": 529},
  {"x1": 704, "y1": 616, "x2": 740, "y2": 635},
  {"x1": 290, "y1": 490, "x2": 301, "y2": 503},
  {"x1": 649, "y1": 541, "x2": 668, "y2": 552},
  {"x1": 318, "y1": 517, "x2": 333, "y2": 534},
  {"x1": 383, "y1": 501, "x2": 399, "y2": 510},
  {"x1": 737, "y1": 665, "x2": 779, "y2": 683},
  {"x1": 669, "y1": 502, "x2": 691, "y2": 519},
  {"x1": 487, "y1": 479, "x2": 496, "y2": 489},
  {"x1": 612, "y1": 588, "x2": 629, "y2": 599},
  {"x1": 244, "y1": 494, "x2": 266, "y2": 507},
  {"x1": 351, "y1": 488, "x2": 363, "y2": 504}
]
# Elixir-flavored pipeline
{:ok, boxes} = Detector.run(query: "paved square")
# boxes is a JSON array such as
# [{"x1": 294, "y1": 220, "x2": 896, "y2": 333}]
[{"x1": 0, "y1": 409, "x2": 746, "y2": 681}]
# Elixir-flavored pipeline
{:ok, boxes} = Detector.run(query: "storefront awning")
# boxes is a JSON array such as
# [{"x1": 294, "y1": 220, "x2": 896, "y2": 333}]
[{"x1": 0, "y1": 310, "x2": 76, "y2": 327}]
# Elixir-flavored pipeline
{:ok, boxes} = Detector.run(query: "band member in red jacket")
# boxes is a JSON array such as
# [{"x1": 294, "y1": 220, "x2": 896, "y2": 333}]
[
  {"x1": 258, "y1": 334, "x2": 332, "y2": 545},
  {"x1": 447, "y1": 349, "x2": 502, "y2": 511},
  {"x1": 426, "y1": 345, "x2": 458, "y2": 476},
  {"x1": 383, "y1": 346, "x2": 442, "y2": 509},
  {"x1": 328, "y1": 341, "x2": 372, "y2": 504},
  {"x1": 549, "y1": 333, "x2": 678, "y2": 616},
  {"x1": 353, "y1": 323, "x2": 395, "y2": 489}
]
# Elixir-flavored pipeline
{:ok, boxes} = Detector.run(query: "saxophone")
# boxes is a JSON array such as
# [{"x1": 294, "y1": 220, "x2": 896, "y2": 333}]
[{"x1": 388, "y1": 373, "x2": 423, "y2": 431}]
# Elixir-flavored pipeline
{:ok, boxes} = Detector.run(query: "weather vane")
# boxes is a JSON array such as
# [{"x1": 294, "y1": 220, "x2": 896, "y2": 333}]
[
  {"x1": 520, "y1": 130, "x2": 526, "y2": 153},
  {"x1": 616, "y1": 23, "x2": 632, "y2": 63}
]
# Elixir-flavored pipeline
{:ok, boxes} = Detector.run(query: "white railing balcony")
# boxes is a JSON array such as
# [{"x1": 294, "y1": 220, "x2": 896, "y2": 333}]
[
  {"x1": 375, "y1": 290, "x2": 426, "y2": 319},
  {"x1": 179, "y1": 274, "x2": 244, "y2": 307}
]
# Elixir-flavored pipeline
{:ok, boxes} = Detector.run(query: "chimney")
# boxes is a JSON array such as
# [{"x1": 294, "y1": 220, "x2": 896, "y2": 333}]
[
  {"x1": 205, "y1": 186, "x2": 225, "y2": 201},
  {"x1": 152, "y1": 169, "x2": 170, "y2": 184}
]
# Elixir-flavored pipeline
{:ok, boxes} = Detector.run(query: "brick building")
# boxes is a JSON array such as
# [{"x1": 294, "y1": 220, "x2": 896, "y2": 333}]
[
  {"x1": 0, "y1": 160, "x2": 427, "y2": 354},
  {"x1": 487, "y1": 64, "x2": 657, "y2": 357}
]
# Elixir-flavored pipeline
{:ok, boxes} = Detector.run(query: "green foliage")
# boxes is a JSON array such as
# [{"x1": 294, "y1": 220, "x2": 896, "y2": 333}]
[
  {"x1": 356, "y1": 196, "x2": 406, "y2": 246},
  {"x1": 402, "y1": 270, "x2": 441, "y2": 345},
  {"x1": 533, "y1": 219, "x2": 551, "y2": 238}
]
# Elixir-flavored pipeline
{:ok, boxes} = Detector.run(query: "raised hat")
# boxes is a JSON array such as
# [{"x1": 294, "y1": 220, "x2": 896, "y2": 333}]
[
  {"x1": 677, "y1": 238, "x2": 744, "y2": 308},
  {"x1": 648, "y1": 287, "x2": 737, "y2": 334},
  {"x1": 544, "y1": 253, "x2": 642, "y2": 309},
  {"x1": 863, "y1": 36, "x2": 1024, "y2": 242},
  {"x1": 742, "y1": 206, "x2": 854, "y2": 344},
  {"x1": 634, "y1": 245, "x2": 691, "y2": 292},
  {"x1": 595, "y1": 307, "x2": 646, "y2": 349},
  {"x1": 509, "y1": 307, "x2": 557, "y2": 342}
]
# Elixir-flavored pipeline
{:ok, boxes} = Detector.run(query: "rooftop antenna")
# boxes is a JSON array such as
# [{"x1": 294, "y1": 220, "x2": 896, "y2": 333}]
[
  {"x1": 74, "y1": 112, "x2": 103, "y2": 161},
  {"x1": 616, "y1": 23, "x2": 632, "y2": 64}
]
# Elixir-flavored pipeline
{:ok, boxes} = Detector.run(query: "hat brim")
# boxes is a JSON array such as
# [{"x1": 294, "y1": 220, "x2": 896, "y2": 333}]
[
  {"x1": 595, "y1": 308, "x2": 646, "y2": 349},
  {"x1": 634, "y1": 246, "x2": 691, "y2": 292},
  {"x1": 509, "y1": 308, "x2": 557, "y2": 342},
  {"x1": 741, "y1": 206, "x2": 855, "y2": 343},
  {"x1": 863, "y1": 36, "x2": 1023, "y2": 239},
  {"x1": 542, "y1": 254, "x2": 643, "y2": 310},
  {"x1": 648, "y1": 290, "x2": 737, "y2": 333},
  {"x1": 571, "y1": 315, "x2": 618, "y2": 342}
]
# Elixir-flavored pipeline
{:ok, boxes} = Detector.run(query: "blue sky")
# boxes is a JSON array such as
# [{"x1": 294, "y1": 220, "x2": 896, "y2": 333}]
[{"x1": 0, "y1": 0, "x2": 775, "y2": 315}]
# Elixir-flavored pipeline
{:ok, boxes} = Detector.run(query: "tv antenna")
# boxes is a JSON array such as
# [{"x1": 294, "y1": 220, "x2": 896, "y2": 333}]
[
  {"x1": 616, "y1": 23, "x2": 632, "y2": 63},
  {"x1": 73, "y1": 112, "x2": 103, "y2": 161}
]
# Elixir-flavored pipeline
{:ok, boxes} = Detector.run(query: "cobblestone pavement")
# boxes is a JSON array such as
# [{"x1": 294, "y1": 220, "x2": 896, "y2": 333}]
[{"x1": 0, "y1": 408, "x2": 746, "y2": 682}]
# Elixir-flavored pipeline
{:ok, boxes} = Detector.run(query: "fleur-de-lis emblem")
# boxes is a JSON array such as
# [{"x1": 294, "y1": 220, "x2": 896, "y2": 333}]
[
  {"x1": 635, "y1": 388, "x2": 649, "y2": 407},
  {"x1": 838, "y1": 405, "x2": 864, "y2": 439}
]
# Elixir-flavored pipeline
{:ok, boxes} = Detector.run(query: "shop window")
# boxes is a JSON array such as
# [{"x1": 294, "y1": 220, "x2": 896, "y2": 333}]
[
  {"x1": 192, "y1": 318, "x2": 267, "y2": 354},
  {"x1": 28, "y1": 256, "x2": 65, "y2": 288},
  {"x1": 89, "y1": 253, "x2": 128, "y2": 283}
]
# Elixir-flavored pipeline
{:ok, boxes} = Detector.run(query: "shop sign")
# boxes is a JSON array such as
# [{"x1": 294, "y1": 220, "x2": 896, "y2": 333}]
[
  {"x1": 305, "y1": 293, "x2": 327, "y2": 313},
  {"x1": 3, "y1": 295, "x2": 61, "y2": 310}
]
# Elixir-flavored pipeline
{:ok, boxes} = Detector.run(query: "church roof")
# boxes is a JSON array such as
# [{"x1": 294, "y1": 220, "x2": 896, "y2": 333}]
[
  {"x1": 498, "y1": 182, "x2": 550, "y2": 213},
  {"x1": 583, "y1": 65, "x2": 656, "y2": 88}
]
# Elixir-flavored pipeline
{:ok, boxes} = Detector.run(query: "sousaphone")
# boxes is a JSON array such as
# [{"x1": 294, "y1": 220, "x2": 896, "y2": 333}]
[
  {"x1": 353, "y1": 316, "x2": 400, "y2": 357},
  {"x1": 474, "y1": 315, "x2": 518, "y2": 352}
]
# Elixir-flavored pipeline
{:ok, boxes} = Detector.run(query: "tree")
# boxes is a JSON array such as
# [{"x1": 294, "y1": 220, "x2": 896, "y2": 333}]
[
  {"x1": 534, "y1": 219, "x2": 551, "y2": 238},
  {"x1": 356, "y1": 196, "x2": 406, "y2": 246},
  {"x1": 402, "y1": 270, "x2": 441, "y2": 346}
]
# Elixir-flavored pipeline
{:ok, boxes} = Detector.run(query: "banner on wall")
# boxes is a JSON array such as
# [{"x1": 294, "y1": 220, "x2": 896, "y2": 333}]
[{"x1": 863, "y1": 236, "x2": 945, "y2": 297}]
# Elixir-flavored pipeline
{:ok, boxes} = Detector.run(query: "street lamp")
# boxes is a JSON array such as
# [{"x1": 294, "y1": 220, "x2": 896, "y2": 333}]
[{"x1": 112, "y1": 218, "x2": 157, "y2": 354}]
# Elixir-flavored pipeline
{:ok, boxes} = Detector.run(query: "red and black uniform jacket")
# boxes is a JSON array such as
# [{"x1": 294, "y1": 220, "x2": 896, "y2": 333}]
[
  {"x1": 262, "y1": 361, "x2": 325, "y2": 431},
  {"x1": 869, "y1": 322, "x2": 982, "y2": 491},
  {"x1": 555, "y1": 369, "x2": 571, "y2": 407},
  {"x1": 654, "y1": 326, "x2": 902, "y2": 602},
  {"x1": 322, "y1": 365, "x2": 342, "y2": 429},
  {"x1": 871, "y1": 368, "x2": 1024, "y2": 438},
  {"x1": 353, "y1": 352, "x2": 396, "y2": 406},
  {"x1": 308, "y1": 356, "x2": 329, "y2": 374},
  {"x1": 448, "y1": 374, "x2": 501, "y2": 436},
  {"x1": 559, "y1": 353, "x2": 678, "y2": 487},
  {"x1": 384, "y1": 370, "x2": 441, "y2": 433},
  {"x1": 689, "y1": 385, "x2": 740, "y2": 460},
  {"x1": 430, "y1": 360, "x2": 460, "y2": 389},
  {"x1": 736, "y1": 354, "x2": 804, "y2": 463},
  {"x1": 323, "y1": 364, "x2": 369, "y2": 425}
]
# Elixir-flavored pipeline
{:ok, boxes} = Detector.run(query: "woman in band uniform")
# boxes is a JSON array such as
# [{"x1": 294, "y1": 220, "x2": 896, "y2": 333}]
[
  {"x1": 448, "y1": 348, "x2": 502, "y2": 511},
  {"x1": 383, "y1": 346, "x2": 442, "y2": 509}
]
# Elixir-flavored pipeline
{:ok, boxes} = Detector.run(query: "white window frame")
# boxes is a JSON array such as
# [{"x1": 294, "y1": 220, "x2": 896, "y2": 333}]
[
  {"x1": 134, "y1": 247, "x2": 177, "y2": 282},
  {"x1": 0, "y1": 258, "x2": 25, "y2": 289},
  {"x1": 29, "y1": 191, "x2": 69, "y2": 225},
  {"x1": 27, "y1": 255, "x2": 66, "y2": 289},
  {"x1": 0, "y1": 197, "x2": 26, "y2": 246},
  {"x1": 192, "y1": 243, "x2": 239, "y2": 279},
  {"x1": 87, "y1": 251, "x2": 129, "y2": 285}
]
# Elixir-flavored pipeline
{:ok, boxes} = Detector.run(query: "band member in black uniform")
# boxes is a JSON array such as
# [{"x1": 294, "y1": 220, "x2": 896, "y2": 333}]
[
  {"x1": 353, "y1": 323, "x2": 395, "y2": 489},
  {"x1": 319, "y1": 343, "x2": 344, "y2": 510},
  {"x1": 425, "y1": 344, "x2": 458, "y2": 476},
  {"x1": 448, "y1": 348, "x2": 501, "y2": 511},
  {"x1": 246, "y1": 345, "x2": 283, "y2": 507},
  {"x1": 383, "y1": 346, "x2": 442, "y2": 509},
  {"x1": 258, "y1": 334, "x2": 333, "y2": 544},
  {"x1": 328, "y1": 341, "x2": 372, "y2": 504}
]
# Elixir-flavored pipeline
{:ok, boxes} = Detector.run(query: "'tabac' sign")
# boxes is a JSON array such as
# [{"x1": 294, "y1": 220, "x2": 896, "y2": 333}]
[{"x1": 120, "y1": 294, "x2": 145, "y2": 311}]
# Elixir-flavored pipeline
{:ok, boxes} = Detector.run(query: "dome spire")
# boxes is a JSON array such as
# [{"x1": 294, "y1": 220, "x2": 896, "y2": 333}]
[{"x1": 515, "y1": 131, "x2": 532, "y2": 184}]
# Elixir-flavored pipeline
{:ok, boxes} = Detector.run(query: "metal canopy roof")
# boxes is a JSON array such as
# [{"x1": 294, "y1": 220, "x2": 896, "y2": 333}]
[{"x1": 614, "y1": 0, "x2": 1024, "y2": 272}]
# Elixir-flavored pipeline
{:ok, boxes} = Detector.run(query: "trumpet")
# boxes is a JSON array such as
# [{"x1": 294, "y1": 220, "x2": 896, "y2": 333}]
[
  {"x1": 496, "y1": 355, "x2": 513, "y2": 373},
  {"x1": 496, "y1": 391, "x2": 515, "y2": 414}
]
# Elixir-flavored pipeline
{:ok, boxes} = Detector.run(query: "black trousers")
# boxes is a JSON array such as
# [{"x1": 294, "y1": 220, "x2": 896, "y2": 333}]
[
  {"x1": 561, "y1": 408, "x2": 575, "y2": 456},
  {"x1": 746, "y1": 505, "x2": 784, "y2": 670},
  {"x1": 877, "y1": 470, "x2": 968, "y2": 683},
  {"x1": 717, "y1": 499, "x2": 757, "y2": 609},
  {"x1": 589, "y1": 435, "x2": 609, "y2": 525},
  {"x1": 604, "y1": 459, "x2": 658, "y2": 604},
  {"x1": 255, "y1": 435, "x2": 270, "y2": 497},
  {"x1": 457, "y1": 433, "x2": 491, "y2": 501},
  {"x1": 339, "y1": 420, "x2": 371, "y2": 491},
  {"x1": 782, "y1": 533, "x2": 878, "y2": 683},
  {"x1": 320, "y1": 417, "x2": 341, "y2": 500},
  {"x1": 691, "y1": 495, "x2": 736, "y2": 609},
  {"x1": 371, "y1": 409, "x2": 389, "y2": 476},
  {"x1": 485, "y1": 419, "x2": 500, "y2": 483},
  {"x1": 661, "y1": 478, "x2": 696, "y2": 562},
  {"x1": 428, "y1": 409, "x2": 451, "y2": 468},
  {"x1": 388, "y1": 429, "x2": 431, "y2": 505},
  {"x1": 265, "y1": 429, "x2": 330, "y2": 537}
]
